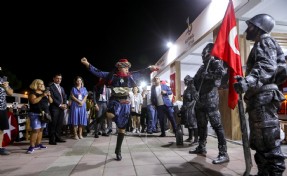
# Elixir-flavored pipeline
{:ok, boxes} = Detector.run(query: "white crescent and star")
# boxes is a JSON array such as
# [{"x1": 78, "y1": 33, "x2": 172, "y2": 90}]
[
  {"x1": 228, "y1": 26, "x2": 240, "y2": 55},
  {"x1": 3, "y1": 115, "x2": 16, "y2": 140}
]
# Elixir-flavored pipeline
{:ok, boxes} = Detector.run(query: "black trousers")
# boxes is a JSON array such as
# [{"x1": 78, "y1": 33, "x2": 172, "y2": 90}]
[{"x1": 49, "y1": 107, "x2": 65, "y2": 141}]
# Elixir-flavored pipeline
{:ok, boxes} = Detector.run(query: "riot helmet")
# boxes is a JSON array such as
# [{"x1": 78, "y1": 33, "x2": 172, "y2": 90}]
[
  {"x1": 201, "y1": 43, "x2": 214, "y2": 64},
  {"x1": 184, "y1": 75, "x2": 193, "y2": 85},
  {"x1": 246, "y1": 14, "x2": 275, "y2": 33}
]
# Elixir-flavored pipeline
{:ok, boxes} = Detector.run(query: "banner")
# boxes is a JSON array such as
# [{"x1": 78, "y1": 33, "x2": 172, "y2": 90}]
[
  {"x1": 2, "y1": 111, "x2": 18, "y2": 147},
  {"x1": 170, "y1": 73, "x2": 176, "y2": 96}
]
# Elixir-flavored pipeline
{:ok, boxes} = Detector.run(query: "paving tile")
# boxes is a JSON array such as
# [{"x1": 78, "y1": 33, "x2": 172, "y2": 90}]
[
  {"x1": 135, "y1": 164, "x2": 169, "y2": 175},
  {"x1": 2, "y1": 128, "x2": 287, "y2": 176},
  {"x1": 103, "y1": 165, "x2": 136, "y2": 176}
]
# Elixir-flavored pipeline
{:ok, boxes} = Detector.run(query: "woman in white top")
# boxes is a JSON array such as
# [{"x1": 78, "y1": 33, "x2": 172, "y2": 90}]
[{"x1": 130, "y1": 87, "x2": 143, "y2": 133}]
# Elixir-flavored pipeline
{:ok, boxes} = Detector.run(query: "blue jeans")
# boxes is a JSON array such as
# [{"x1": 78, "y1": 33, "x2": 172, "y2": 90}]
[
  {"x1": 147, "y1": 105, "x2": 157, "y2": 132},
  {"x1": 28, "y1": 113, "x2": 47, "y2": 130}
]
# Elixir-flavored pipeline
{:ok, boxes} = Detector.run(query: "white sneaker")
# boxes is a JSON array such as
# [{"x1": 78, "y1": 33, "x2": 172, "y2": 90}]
[{"x1": 132, "y1": 129, "x2": 136, "y2": 133}]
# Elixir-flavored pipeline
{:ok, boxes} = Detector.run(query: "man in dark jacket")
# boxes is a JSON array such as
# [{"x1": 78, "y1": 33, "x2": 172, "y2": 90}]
[
  {"x1": 49, "y1": 73, "x2": 68, "y2": 145},
  {"x1": 151, "y1": 76, "x2": 177, "y2": 137},
  {"x1": 93, "y1": 78, "x2": 110, "y2": 138}
]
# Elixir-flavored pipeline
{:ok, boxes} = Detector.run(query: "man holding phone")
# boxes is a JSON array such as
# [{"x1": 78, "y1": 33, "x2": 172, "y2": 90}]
[{"x1": 0, "y1": 67, "x2": 14, "y2": 155}]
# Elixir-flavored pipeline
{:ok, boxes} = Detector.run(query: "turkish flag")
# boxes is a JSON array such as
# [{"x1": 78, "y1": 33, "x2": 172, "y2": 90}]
[
  {"x1": 2, "y1": 111, "x2": 18, "y2": 147},
  {"x1": 211, "y1": 0, "x2": 243, "y2": 109}
]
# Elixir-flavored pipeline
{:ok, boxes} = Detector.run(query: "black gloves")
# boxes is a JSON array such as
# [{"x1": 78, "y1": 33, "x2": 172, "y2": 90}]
[{"x1": 234, "y1": 76, "x2": 249, "y2": 94}]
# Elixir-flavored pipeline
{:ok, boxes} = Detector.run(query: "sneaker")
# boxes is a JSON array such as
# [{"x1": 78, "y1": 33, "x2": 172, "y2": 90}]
[
  {"x1": 26, "y1": 146, "x2": 35, "y2": 154},
  {"x1": 35, "y1": 144, "x2": 47, "y2": 149},
  {"x1": 0, "y1": 148, "x2": 10, "y2": 155}
]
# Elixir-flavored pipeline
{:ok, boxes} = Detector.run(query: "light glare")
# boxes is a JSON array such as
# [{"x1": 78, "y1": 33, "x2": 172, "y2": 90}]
[{"x1": 167, "y1": 42, "x2": 173, "y2": 48}]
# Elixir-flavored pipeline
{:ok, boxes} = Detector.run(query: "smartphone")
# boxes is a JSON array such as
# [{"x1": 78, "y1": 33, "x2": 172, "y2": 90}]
[{"x1": 44, "y1": 87, "x2": 50, "y2": 94}]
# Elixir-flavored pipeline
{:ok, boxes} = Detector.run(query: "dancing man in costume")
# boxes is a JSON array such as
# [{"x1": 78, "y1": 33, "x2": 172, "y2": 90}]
[{"x1": 81, "y1": 57, "x2": 158, "y2": 161}]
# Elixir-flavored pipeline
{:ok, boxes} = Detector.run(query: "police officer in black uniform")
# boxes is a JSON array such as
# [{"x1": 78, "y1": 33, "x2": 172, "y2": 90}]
[
  {"x1": 180, "y1": 75, "x2": 198, "y2": 144},
  {"x1": 234, "y1": 14, "x2": 286, "y2": 175},
  {"x1": 189, "y1": 43, "x2": 229, "y2": 164}
]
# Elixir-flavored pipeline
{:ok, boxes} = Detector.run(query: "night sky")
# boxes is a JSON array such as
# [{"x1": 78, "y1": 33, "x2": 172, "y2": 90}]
[{"x1": 1, "y1": 0, "x2": 211, "y2": 94}]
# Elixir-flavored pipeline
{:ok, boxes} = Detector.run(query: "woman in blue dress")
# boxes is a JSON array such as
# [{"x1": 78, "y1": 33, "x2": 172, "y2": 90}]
[
  {"x1": 69, "y1": 76, "x2": 88, "y2": 140},
  {"x1": 81, "y1": 57, "x2": 158, "y2": 161}
]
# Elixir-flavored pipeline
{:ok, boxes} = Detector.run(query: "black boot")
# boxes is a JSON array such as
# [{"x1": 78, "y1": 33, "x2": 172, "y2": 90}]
[
  {"x1": 94, "y1": 133, "x2": 99, "y2": 138},
  {"x1": 141, "y1": 125, "x2": 146, "y2": 133},
  {"x1": 115, "y1": 133, "x2": 124, "y2": 161},
  {"x1": 191, "y1": 128, "x2": 199, "y2": 145},
  {"x1": 49, "y1": 135, "x2": 57, "y2": 145},
  {"x1": 189, "y1": 141, "x2": 207, "y2": 156},
  {"x1": 94, "y1": 122, "x2": 99, "y2": 138},
  {"x1": 254, "y1": 152, "x2": 269, "y2": 176},
  {"x1": 212, "y1": 145, "x2": 229, "y2": 164},
  {"x1": 185, "y1": 129, "x2": 193, "y2": 142}
]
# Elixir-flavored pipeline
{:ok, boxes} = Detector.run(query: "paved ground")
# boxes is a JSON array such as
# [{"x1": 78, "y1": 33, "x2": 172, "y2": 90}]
[{"x1": 1, "y1": 129, "x2": 287, "y2": 176}]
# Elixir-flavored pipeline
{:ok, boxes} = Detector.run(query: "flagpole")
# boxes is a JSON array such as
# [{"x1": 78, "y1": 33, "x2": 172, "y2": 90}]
[{"x1": 237, "y1": 90, "x2": 253, "y2": 176}]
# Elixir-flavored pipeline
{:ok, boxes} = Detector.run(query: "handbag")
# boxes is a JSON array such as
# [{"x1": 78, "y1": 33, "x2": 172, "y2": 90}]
[{"x1": 40, "y1": 111, "x2": 52, "y2": 123}]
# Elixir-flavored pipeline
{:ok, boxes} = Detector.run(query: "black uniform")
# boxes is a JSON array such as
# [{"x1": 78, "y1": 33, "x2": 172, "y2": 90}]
[
  {"x1": 181, "y1": 75, "x2": 198, "y2": 143},
  {"x1": 234, "y1": 14, "x2": 286, "y2": 175},
  {"x1": 189, "y1": 43, "x2": 229, "y2": 164}
]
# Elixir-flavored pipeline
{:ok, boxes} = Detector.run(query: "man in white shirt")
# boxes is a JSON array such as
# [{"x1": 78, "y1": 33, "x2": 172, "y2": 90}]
[{"x1": 151, "y1": 77, "x2": 176, "y2": 137}]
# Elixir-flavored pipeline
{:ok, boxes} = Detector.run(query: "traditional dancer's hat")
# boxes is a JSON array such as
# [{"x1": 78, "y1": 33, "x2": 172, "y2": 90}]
[{"x1": 115, "y1": 58, "x2": 131, "y2": 68}]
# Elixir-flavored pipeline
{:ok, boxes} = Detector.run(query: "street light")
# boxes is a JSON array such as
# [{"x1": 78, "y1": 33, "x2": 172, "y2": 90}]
[
  {"x1": 140, "y1": 81, "x2": 147, "y2": 88},
  {"x1": 167, "y1": 42, "x2": 173, "y2": 48}
]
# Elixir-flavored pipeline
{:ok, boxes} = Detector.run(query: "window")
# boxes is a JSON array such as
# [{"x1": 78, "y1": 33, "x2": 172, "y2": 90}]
[
  {"x1": 6, "y1": 96, "x2": 15, "y2": 103},
  {"x1": 20, "y1": 97, "x2": 28, "y2": 104}
]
